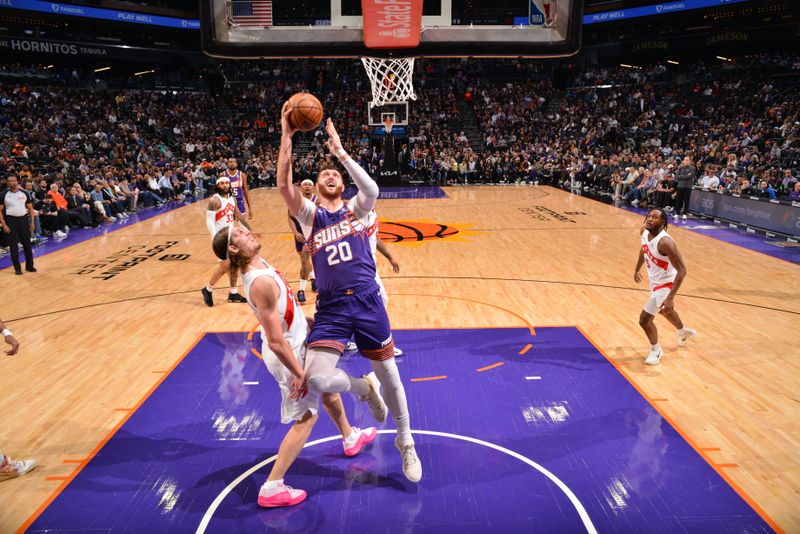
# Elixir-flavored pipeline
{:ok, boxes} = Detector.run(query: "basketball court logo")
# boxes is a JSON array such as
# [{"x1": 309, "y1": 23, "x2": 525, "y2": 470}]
[{"x1": 377, "y1": 220, "x2": 480, "y2": 244}]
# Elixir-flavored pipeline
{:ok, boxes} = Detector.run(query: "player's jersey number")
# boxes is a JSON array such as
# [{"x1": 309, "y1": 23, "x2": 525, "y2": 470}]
[{"x1": 325, "y1": 241, "x2": 353, "y2": 266}]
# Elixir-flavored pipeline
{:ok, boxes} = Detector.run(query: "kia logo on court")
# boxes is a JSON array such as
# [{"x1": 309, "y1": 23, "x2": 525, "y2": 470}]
[
  {"x1": 159, "y1": 254, "x2": 191, "y2": 261},
  {"x1": 701, "y1": 198, "x2": 714, "y2": 210}
]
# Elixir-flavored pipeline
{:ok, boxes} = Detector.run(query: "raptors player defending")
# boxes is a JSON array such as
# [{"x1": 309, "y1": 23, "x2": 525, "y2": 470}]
[
  {"x1": 288, "y1": 179, "x2": 318, "y2": 304},
  {"x1": 212, "y1": 223, "x2": 379, "y2": 507},
  {"x1": 224, "y1": 158, "x2": 253, "y2": 221},
  {"x1": 634, "y1": 208, "x2": 696, "y2": 365},
  {"x1": 201, "y1": 176, "x2": 247, "y2": 306},
  {"x1": 277, "y1": 104, "x2": 422, "y2": 483}
]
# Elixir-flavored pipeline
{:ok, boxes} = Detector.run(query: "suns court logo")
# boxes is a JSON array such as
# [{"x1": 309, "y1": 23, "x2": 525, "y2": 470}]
[{"x1": 377, "y1": 220, "x2": 480, "y2": 244}]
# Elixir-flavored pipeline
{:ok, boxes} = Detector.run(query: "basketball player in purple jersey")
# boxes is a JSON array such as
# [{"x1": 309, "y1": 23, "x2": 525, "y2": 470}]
[
  {"x1": 277, "y1": 103, "x2": 422, "y2": 482},
  {"x1": 288, "y1": 179, "x2": 318, "y2": 304},
  {"x1": 224, "y1": 158, "x2": 253, "y2": 221}
]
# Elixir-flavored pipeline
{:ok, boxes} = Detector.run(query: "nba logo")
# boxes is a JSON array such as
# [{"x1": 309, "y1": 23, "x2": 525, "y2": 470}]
[{"x1": 529, "y1": 0, "x2": 545, "y2": 26}]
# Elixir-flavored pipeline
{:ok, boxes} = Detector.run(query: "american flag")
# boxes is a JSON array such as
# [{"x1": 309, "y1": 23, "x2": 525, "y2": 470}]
[{"x1": 230, "y1": 1, "x2": 273, "y2": 27}]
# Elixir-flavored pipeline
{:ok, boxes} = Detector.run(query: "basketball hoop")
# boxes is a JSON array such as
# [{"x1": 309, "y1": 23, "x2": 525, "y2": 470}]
[
  {"x1": 361, "y1": 57, "x2": 417, "y2": 108},
  {"x1": 383, "y1": 117, "x2": 394, "y2": 135}
]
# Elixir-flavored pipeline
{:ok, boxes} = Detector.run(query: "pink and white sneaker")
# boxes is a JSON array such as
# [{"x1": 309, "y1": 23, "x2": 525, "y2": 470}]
[
  {"x1": 257, "y1": 481, "x2": 307, "y2": 508},
  {"x1": 343, "y1": 427, "x2": 377, "y2": 457},
  {"x1": 0, "y1": 455, "x2": 36, "y2": 480}
]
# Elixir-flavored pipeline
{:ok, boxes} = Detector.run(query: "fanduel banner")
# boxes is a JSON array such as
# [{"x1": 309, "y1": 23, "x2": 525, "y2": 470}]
[
  {"x1": 0, "y1": 0, "x2": 199, "y2": 29},
  {"x1": 361, "y1": 0, "x2": 423, "y2": 49},
  {"x1": 689, "y1": 189, "x2": 800, "y2": 237},
  {"x1": 584, "y1": 0, "x2": 749, "y2": 25}
]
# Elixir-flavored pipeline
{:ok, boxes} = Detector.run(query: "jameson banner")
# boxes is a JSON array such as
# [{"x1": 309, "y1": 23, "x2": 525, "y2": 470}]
[{"x1": 689, "y1": 189, "x2": 800, "y2": 237}]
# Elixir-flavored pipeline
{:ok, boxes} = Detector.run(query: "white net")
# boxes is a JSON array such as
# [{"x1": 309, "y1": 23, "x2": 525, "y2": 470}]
[{"x1": 360, "y1": 57, "x2": 417, "y2": 108}]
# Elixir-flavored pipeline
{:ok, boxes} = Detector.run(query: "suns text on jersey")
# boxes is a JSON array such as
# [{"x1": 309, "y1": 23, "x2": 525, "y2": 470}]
[{"x1": 312, "y1": 216, "x2": 367, "y2": 250}]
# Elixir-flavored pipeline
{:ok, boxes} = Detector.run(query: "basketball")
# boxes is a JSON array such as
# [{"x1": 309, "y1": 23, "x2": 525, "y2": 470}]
[{"x1": 286, "y1": 92, "x2": 323, "y2": 132}]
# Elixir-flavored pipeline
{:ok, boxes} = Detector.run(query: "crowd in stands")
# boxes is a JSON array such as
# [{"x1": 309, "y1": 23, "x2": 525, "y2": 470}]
[{"x1": 1, "y1": 54, "x2": 799, "y2": 253}]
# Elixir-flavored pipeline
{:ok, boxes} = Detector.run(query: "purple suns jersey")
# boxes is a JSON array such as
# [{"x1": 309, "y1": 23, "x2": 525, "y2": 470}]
[
  {"x1": 225, "y1": 170, "x2": 246, "y2": 212},
  {"x1": 295, "y1": 196, "x2": 378, "y2": 293}
]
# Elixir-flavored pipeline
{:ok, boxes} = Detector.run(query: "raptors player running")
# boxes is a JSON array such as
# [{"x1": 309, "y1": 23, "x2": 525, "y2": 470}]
[
  {"x1": 634, "y1": 208, "x2": 696, "y2": 365},
  {"x1": 201, "y1": 176, "x2": 247, "y2": 306},
  {"x1": 288, "y1": 179, "x2": 318, "y2": 304},
  {"x1": 277, "y1": 104, "x2": 422, "y2": 483},
  {"x1": 212, "y1": 223, "x2": 379, "y2": 507},
  {"x1": 224, "y1": 158, "x2": 253, "y2": 220}
]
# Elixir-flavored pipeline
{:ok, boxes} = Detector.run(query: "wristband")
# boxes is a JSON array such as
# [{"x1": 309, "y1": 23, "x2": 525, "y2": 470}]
[
  {"x1": 2, "y1": 329, "x2": 11, "y2": 338},
  {"x1": 335, "y1": 148, "x2": 347, "y2": 158}
]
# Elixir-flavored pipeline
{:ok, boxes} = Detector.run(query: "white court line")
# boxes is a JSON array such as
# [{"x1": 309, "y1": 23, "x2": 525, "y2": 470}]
[
  {"x1": 526, "y1": 376, "x2": 542, "y2": 380},
  {"x1": 242, "y1": 381, "x2": 259, "y2": 386},
  {"x1": 195, "y1": 429, "x2": 597, "y2": 534}
]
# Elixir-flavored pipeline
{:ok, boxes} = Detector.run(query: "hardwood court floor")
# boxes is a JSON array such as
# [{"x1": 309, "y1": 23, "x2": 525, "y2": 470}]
[{"x1": 0, "y1": 186, "x2": 797, "y2": 532}]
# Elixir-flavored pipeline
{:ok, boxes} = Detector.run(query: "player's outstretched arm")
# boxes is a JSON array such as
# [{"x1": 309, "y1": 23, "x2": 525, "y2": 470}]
[
  {"x1": 325, "y1": 118, "x2": 379, "y2": 212},
  {"x1": 376, "y1": 239, "x2": 400, "y2": 273},
  {"x1": 277, "y1": 102, "x2": 302, "y2": 215},
  {"x1": 251, "y1": 276, "x2": 307, "y2": 399}
]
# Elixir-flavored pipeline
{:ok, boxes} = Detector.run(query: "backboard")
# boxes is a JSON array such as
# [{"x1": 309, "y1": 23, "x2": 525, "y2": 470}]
[{"x1": 200, "y1": 0, "x2": 582, "y2": 59}]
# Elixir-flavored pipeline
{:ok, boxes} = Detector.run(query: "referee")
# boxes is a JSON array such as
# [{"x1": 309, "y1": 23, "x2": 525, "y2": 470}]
[{"x1": 0, "y1": 175, "x2": 36, "y2": 275}]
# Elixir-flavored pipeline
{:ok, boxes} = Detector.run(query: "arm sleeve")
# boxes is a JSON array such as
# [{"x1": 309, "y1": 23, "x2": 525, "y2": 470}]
[
  {"x1": 206, "y1": 209, "x2": 217, "y2": 237},
  {"x1": 295, "y1": 197, "x2": 316, "y2": 237},
  {"x1": 342, "y1": 157, "x2": 379, "y2": 214}
]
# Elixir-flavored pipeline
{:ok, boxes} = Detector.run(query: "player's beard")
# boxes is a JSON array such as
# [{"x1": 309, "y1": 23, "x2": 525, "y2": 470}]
[{"x1": 317, "y1": 183, "x2": 344, "y2": 201}]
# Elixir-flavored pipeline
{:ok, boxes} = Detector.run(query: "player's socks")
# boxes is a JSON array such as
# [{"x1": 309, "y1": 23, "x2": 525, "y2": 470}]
[
  {"x1": 370, "y1": 358, "x2": 412, "y2": 444},
  {"x1": 299, "y1": 279, "x2": 307, "y2": 291}
]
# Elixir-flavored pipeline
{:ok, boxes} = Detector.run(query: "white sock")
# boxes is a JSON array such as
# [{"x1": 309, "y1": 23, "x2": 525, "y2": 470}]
[
  {"x1": 344, "y1": 429, "x2": 359, "y2": 444},
  {"x1": 651, "y1": 343, "x2": 661, "y2": 351},
  {"x1": 310, "y1": 270, "x2": 315, "y2": 279},
  {"x1": 230, "y1": 287, "x2": 238, "y2": 294},
  {"x1": 677, "y1": 328, "x2": 687, "y2": 336},
  {"x1": 205, "y1": 285, "x2": 213, "y2": 292},
  {"x1": 299, "y1": 279, "x2": 308, "y2": 291},
  {"x1": 370, "y1": 358, "x2": 413, "y2": 446},
  {"x1": 263, "y1": 478, "x2": 283, "y2": 490}
]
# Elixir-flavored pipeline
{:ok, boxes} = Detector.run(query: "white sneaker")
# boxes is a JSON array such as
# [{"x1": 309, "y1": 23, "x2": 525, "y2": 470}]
[
  {"x1": 682, "y1": 215, "x2": 687, "y2": 221},
  {"x1": 644, "y1": 346, "x2": 663, "y2": 365},
  {"x1": 53, "y1": 230, "x2": 67, "y2": 238},
  {"x1": 393, "y1": 347, "x2": 404, "y2": 357},
  {"x1": 677, "y1": 328, "x2": 696, "y2": 347},
  {"x1": 0, "y1": 456, "x2": 36, "y2": 480},
  {"x1": 631, "y1": 199, "x2": 639, "y2": 206},
  {"x1": 361, "y1": 372, "x2": 387, "y2": 423},
  {"x1": 344, "y1": 341, "x2": 358, "y2": 352},
  {"x1": 395, "y1": 437, "x2": 422, "y2": 483}
]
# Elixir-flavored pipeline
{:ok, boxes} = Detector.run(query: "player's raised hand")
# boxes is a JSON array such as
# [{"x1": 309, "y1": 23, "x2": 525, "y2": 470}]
[
  {"x1": 280, "y1": 101, "x2": 297, "y2": 137},
  {"x1": 324, "y1": 118, "x2": 344, "y2": 155}
]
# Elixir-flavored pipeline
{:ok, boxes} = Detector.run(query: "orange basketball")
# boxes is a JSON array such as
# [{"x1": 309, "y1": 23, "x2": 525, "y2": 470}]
[{"x1": 286, "y1": 92, "x2": 323, "y2": 132}]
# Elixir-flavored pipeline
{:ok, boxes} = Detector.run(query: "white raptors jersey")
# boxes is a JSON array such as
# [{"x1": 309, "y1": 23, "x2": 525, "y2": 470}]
[
  {"x1": 242, "y1": 259, "x2": 307, "y2": 350},
  {"x1": 211, "y1": 193, "x2": 237, "y2": 236},
  {"x1": 641, "y1": 229, "x2": 677, "y2": 289}
]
